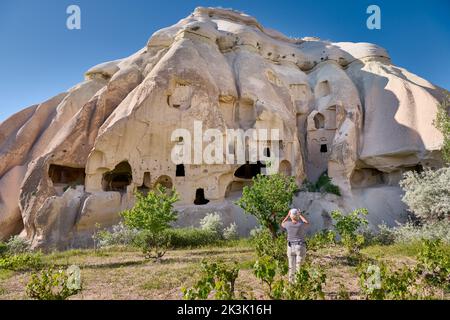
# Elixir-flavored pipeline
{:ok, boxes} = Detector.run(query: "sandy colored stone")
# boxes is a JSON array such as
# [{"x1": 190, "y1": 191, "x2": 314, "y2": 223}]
[{"x1": 0, "y1": 7, "x2": 446, "y2": 248}]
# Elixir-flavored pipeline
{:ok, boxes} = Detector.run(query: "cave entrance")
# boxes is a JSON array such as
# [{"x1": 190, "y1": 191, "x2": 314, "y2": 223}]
[
  {"x1": 194, "y1": 188, "x2": 209, "y2": 205},
  {"x1": 320, "y1": 144, "x2": 328, "y2": 153},
  {"x1": 137, "y1": 172, "x2": 151, "y2": 195},
  {"x1": 313, "y1": 113, "x2": 325, "y2": 129},
  {"x1": 102, "y1": 161, "x2": 133, "y2": 192},
  {"x1": 234, "y1": 161, "x2": 265, "y2": 179},
  {"x1": 49, "y1": 164, "x2": 85, "y2": 186},
  {"x1": 176, "y1": 164, "x2": 185, "y2": 177}
]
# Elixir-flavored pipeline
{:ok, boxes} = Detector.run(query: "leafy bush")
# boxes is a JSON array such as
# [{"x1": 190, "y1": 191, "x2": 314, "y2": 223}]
[
  {"x1": 301, "y1": 172, "x2": 341, "y2": 196},
  {"x1": 433, "y1": 95, "x2": 450, "y2": 164},
  {"x1": 285, "y1": 263, "x2": 327, "y2": 300},
  {"x1": 182, "y1": 260, "x2": 240, "y2": 300},
  {"x1": 134, "y1": 230, "x2": 171, "y2": 260},
  {"x1": 306, "y1": 230, "x2": 336, "y2": 251},
  {"x1": 166, "y1": 228, "x2": 220, "y2": 248},
  {"x1": 358, "y1": 262, "x2": 418, "y2": 300},
  {"x1": 331, "y1": 208, "x2": 368, "y2": 255},
  {"x1": 200, "y1": 212, "x2": 224, "y2": 238},
  {"x1": 4, "y1": 236, "x2": 31, "y2": 255},
  {"x1": 26, "y1": 265, "x2": 82, "y2": 300},
  {"x1": 388, "y1": 221, "x2": 450, "y2": 244},
  {"x1": 253, "y1": 256, "x2": 282, "y2": 298},
  {"x1": 416, "y1": 239, "x2": 449, "y2": 292},
  {"x1": 96, "y1": 222, "x2": 140, "y2": 248},
  {"x1": 0, "y1": 242, "x2": 8, "y2": 257},
  {"x1": 399, "y1": 168, "x2": 450, "y2": 222},
  {"x1": 236, "y1": 173, "x2": 298, "y2": 237},
  {"x1": 121, "y1": 185, "x2": 179, "y2": 259},
  {"x1": 0, "y1": 253, "x2": 43, "y2": 271},
  {"x1": 251, "y1": 228, "x2": 287, "y2": 274},
  {"x1": 223, "y1": 223, "x2": 239, "y2": 241}
]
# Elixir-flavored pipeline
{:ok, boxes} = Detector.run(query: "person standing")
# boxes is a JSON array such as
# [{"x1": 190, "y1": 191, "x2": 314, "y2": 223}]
[{"x1": 281, "y1": 208, "x2": 309, "y2": 283}]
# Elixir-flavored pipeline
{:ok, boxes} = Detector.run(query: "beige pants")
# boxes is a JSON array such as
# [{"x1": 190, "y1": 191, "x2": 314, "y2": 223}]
[{"x1": 287, "y1": 243, "x2": 306, "y2": 283}]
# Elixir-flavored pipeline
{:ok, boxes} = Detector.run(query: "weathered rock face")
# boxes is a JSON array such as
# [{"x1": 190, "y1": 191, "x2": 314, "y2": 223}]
[{"x1": 0, "y1": 7, "x2": 446, "y2": 248}]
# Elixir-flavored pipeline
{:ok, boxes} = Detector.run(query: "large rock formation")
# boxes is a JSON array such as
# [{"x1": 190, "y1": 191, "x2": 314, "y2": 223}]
[{"x1": 0, "y1": 7, "x2": 446, "y2": 248}]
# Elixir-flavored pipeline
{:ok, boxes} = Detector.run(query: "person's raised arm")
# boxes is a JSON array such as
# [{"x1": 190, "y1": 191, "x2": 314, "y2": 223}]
[
  {"x1": 298, "y1": 211, "x2": 309, "y2": 224},
  {"x1": 281, "y1": 212, "x2": 291, "y2": 228}
]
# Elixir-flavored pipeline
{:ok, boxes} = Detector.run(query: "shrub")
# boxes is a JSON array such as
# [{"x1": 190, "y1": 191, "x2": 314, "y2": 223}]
[
  {"x1": 399, "y1": 168, "x2": 450, "y2": 222},
  {"x1": 358, "y1": 262, "x2": 418, "y2": 300},
  {"x1": 306, "y1": 230, "x2": 336, "y2": 251},
  {"x1": 166, "y1": 228, "x2": 220, "y2": 248},
  {"x1": 253, "y1": 256, "x2": 279, "y2": 298},
  {"x1": 331, "y1": 208, "x2": 368, "y2": 255},
  {"x1": 284, "y1": 263, "x2": 327, "y2": 300},
  {"x1": 182, "y1": 260, "x2": 240, "y2": 300},
  {"x1": 121, "y1": 185, "x2": 179, "y2": 259},
  {"x1": 96, "y1": 222, "x2": 140, "y2": 248},
  {"x1": 0, "y1": 242, "x2": 8, "y2": 257},
  {"x1": 26, "y1": 265, "x2": 82, "y2": 300},
  {"x1": 134, "y1": 230, "x2": 171, "y2": 260},
  {"x1": 416, "y1": 239, "x2": 449, "y2": 292},
  {"x1": 0, "y1": 253, "x2": 43, "y2": 271},
  {"x1": 223, "y1": 223, "x2": 239, "y2": 241},
  {"x1": 251, "y1": 228, "x2": 287, "y2": 274},
  {"x1": 433, "y1": 95, "x2": 450, "y2": 164},
  {"x1": 235, "y1": 173, "x2": 298, "y2": 237},
  {"x1": 200, "y1": 212, "x2": 224, "y2": 238},
  {"x1": 301, "y1": 172, "x2": 341, "y2": 196},
  {"x1": 4, "y1": 236, "x2": 31, "y2": 255},
  {"x1": 390, "y1": 221, "x2": 450, "y2": 244}
]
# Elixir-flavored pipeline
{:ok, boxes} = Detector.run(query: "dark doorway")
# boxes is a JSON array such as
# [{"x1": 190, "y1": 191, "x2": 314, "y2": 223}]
[
  {"x1": 176, "y1": 164, "x2": 185, "y2": 177},
  {"x1": 49, "y1": 165, "x2": 85, "y2": 185},
  {"x1": 320, "y1": 144, "x2": 328, "y2": 153},
  {"x1": 194, "y1": 188, "x2": 209, "y2": 205},
  {"x1": 102, "y1": 161, "x2": 133, "y2": 192},
  {"x1": 234, "y1": 161, "x2": 265, "y2": 179}
]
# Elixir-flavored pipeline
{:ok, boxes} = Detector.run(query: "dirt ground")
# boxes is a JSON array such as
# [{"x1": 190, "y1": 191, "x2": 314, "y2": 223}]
[{"x1": 0, "y1": 242, "x2": 446, "y2": 300}]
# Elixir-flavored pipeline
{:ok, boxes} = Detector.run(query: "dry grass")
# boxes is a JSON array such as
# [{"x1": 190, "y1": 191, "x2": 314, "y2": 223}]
[{"x1": 0, "y1": 242, "x2": 448, "y2": 300}]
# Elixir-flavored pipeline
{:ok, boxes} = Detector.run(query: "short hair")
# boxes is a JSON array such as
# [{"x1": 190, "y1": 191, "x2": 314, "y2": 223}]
[{"x1": 289, "y1": 208, "x2": 300, "y2": 219}]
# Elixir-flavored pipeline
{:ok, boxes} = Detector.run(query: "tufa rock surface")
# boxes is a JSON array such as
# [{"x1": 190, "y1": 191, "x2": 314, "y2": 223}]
[{"x1": 0, "y1": 7, "x2": 446, "y2": 248}]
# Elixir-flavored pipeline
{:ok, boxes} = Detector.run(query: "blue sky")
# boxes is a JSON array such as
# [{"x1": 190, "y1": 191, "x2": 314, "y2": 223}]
[{"x1": 0, "y1": 0, "x2": 449, "y2": 121}]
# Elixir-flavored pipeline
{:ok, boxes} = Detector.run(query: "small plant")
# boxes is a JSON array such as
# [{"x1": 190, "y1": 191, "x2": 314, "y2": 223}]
[
  {"x1": 26, "y1": 265, "x2": 82, "y2": 300},
  {"x1": 416, "y1": 239, "x2": 449, "y2": 293},
  {"x1": 301, "y1": 172, "x2": 341, "y2": 196},
  {"x1": 182, "y1": 260, "x2": 239, "y2": 300},
  {"x1": 200, "y1": 212, "x2": 224, "y2": 238},
  {"x1": 4, "y1": 236, "x2": 31, "y2": 255},
  {"x1": 433, "y1": 95, "x2": 450, "y2": 164},
  {"x1": 121, "y1": 185, "x2": 179, "y2": 259},
  {"x1": 251, "y1": 228, "x2": 288, "y2": 274},
  {"x1": 284, "y1": 263, "x2": 327, "y2": 300},
  {"x1": 134, "y1": 230, "x2": 171, "y2": 260},
  {"x1": 96, "y1": 222, "x2": 140, "y2": 248},
  {"x1": 253, "y1": 256, "x2": 280, "y2": 298},
  {"x1": 331, "y1": 208, "x2": 368, "y2": 255},
  {"x1": 0, "y1": 252, "x2": 43, "y2": 271},
  {"x1": 358, "y1": 262, "x2": 418, "y2": 300},
  {"x1": 166, "y1": 228, "x2": 220, "y2": 248},
  {"x1": 223, "y1": 223, "x2": 239, "y2": 241},
  {"x1": 337, "y1": 283, "x2": 350, "y2": 300},
  {"x1": 236, "y1": 173, "x2": 298, "y2": 237},
  {"x1": 306, "y1": 230, "x2": 336, "y2": 251}
]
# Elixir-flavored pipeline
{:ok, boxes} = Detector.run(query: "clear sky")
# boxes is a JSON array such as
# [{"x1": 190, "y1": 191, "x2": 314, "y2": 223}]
[{"x1": 0, "y1": 0, "x2": 449, "y2": 121}]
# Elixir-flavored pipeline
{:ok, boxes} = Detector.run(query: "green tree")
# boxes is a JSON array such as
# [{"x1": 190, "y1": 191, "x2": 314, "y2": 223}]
[
  {"x1": 433, "y1": 95, "x2": 450, "y2": 165},
  {"x1": 331, "y1": 208, "x2": 368, "y2": 255},
  {"x1": 235, "y1": 173, "x2": 298, "y2": 238},
  {"x1": 121, "y1": 184, "x2": 179, "y2": 259}
]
